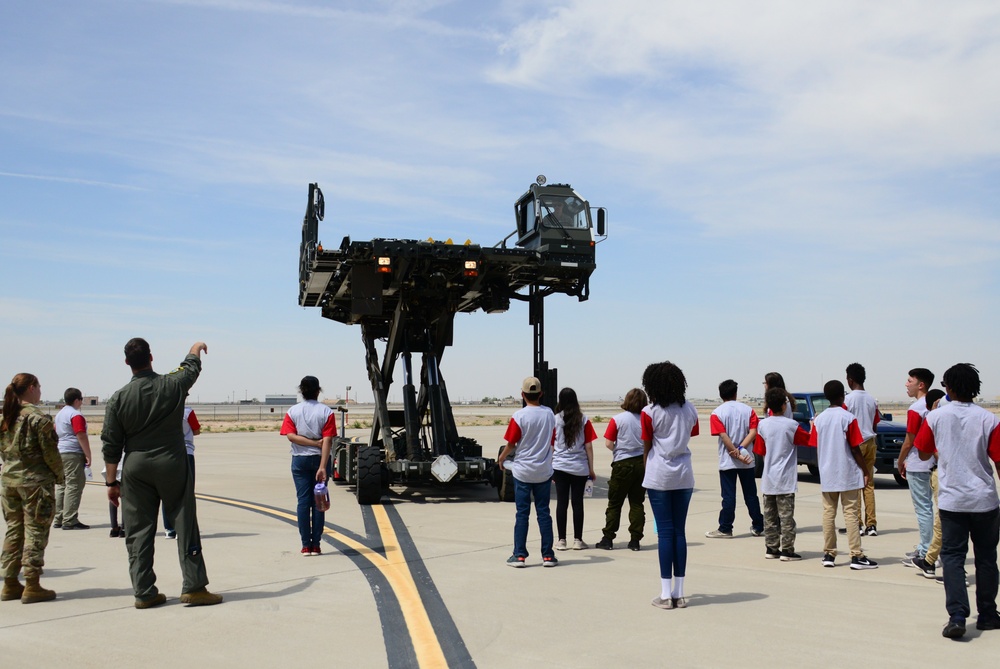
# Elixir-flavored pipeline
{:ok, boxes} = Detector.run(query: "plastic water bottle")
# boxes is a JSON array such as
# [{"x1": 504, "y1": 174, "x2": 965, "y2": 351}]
[
  {"x1": 584, "y1": 478, "x2": 594, "y2": 498},
  {"x1": 313, "y1": 482, "x2": 330, "y2": 512},
  {"x1": 85, "y1": 466, "x2": 93, "y2": 481}
]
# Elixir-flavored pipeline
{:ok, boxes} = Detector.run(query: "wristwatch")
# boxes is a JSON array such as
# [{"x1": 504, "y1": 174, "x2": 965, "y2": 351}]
[{"x1": 106, "y1": 480, "x2": 120, "y2": 487}]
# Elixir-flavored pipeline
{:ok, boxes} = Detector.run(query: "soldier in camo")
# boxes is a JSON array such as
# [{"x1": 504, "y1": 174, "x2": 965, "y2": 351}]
[{"x1": 1, "y1": 373, "x2": 65, "y2": 603}]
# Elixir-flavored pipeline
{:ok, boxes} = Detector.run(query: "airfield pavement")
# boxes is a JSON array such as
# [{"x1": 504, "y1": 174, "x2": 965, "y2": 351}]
[{"x1": 2, "y1": 409, "x2": 999, "y2": 668}]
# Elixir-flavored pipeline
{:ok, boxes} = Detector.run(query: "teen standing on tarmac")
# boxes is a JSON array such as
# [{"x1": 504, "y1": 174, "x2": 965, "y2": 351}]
[
  {"x1": 552, "y1": 388, "x2": 598, "y2": 551},
  {"x1": 596, "y1": 389, "x2": 647, "y2": 551},
  {"x1": 641, "y1": 361, "x2": 699, "y2": 610}
]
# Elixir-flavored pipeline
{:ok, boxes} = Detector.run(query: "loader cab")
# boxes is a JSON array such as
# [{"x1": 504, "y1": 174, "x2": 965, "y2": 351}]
[{"x1": 514, "y1": 180, "x2": 598, "y2": 255}]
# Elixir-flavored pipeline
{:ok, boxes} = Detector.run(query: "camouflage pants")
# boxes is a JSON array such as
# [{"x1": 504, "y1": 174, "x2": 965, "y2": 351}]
[
  {"x1": 763, "y1": 493, "x2": 796, "y2": 552},
  {"x1": 2, "y1": 483, "x2": 55, "y2": 580}
]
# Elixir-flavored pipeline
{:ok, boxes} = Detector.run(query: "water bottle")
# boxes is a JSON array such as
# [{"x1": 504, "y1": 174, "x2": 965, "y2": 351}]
[
  {"x1": 85, "y1": 466, "x2": 93, "y2": 481},
  {"x1": 584, "y1": 478, "x2": 594, "y2": 498},
  {"x1": 313, "y1": 482, "x2": 330, "y2": 512}
]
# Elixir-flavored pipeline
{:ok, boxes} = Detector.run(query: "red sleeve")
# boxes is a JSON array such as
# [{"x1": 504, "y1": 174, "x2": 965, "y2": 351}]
[
  {"x1": 187, "y1": 411, "x2": 201, "y2": 432},
  {"x1": 502, "y1": 418, "x2": 522, "y2": 445},
  {"x1": 279, "y1": 414, "x2": 297, "y2": 436},
  {"x1": 70, "y1": 415, "x2": 87, "y2": 434},
  {"x1": 988, "y1": 424, "x2": 1000, "y2": 462},
  {"x1": 603, "y1": 417, "x2": 618, "y2": 441},
  {"x1": 753, "y1": 433, "x2": 766, "y2": 456},
  {"x1": 846, "y1": 419, "x2": 864, "y2": 448},
  {"x1": 641, "y1": 411, "x2": 653, "y2": 441},
  {"x1": 914, "y1": 420, "x2": 936, "y2": 454},
  {"x1": 873, "y1": 405, "x2": 881, "y2": 429},
  {"x1": 709, "y1": 414, "x2": 726, "y2": 436},
  {"x1": 906, "y1": 410, "x2": 923, "y2": 435},
  {"x1": 808, "y1": 425, "x2": 818, "y2": 447},
  {"x1": 690, "y1": 420, "x2": 700, "y2": 437},
  {"x1": 793, "y1": 426, "x2": 812, "y2": 447},
  {"x1": 321, "y1": 413, "x2": 338, "y2": 438},
  {"x1": 583, "y1": 420, "x2": 598, "y2": 443},
  {"x1": 551, "y1": 428, "x2": 556, "y2": 446},
  {"x1": 748, "y1": 412, "x2": 759, "y2": 429}
]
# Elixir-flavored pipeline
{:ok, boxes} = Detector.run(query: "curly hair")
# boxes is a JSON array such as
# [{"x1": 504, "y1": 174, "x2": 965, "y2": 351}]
[
  {"x1": 942, "y1": 363, "x2": 980, "y2": 402},
  {"x1": 642, "y1": 361, "x2": 687, "y2": 407},
  {"x1": 555, "y1": 387, "x2": 583, "y2": 447}
]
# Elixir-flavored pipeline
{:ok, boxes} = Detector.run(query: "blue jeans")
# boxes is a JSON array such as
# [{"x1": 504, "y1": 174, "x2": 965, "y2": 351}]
[
  {"x1": 907, "y1": 471, "x2": 933, "y2": 555},
  {"x1": 513, "y1": 478, "x2": 553, "y2": 559},
  {"x1": 940, "y1": 507, "x2": 1000, "y2": 623},
  {"x1": 292, "y1": 455, "x2": 325, "y2": 548},
  {"x1": 718, "y1": 468, "x2": 763, "y2": 534},
  {"x1": 648, "y1": 488, "x2": 693, "y2": 578}
]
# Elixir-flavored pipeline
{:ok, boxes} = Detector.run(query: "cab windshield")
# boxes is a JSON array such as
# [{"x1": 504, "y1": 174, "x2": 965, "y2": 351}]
[{"x1": 538, "y1": 195, "x2": 589, "y2": 230}]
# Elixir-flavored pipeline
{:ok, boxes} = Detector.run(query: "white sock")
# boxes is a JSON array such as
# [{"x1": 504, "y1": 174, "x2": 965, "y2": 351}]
[
  {"x1": 671, "y1": 576, "x2": 685, "y2": 599},
  {"x1": 660, "y1": 578, "x2": 671, "y2": 599}
]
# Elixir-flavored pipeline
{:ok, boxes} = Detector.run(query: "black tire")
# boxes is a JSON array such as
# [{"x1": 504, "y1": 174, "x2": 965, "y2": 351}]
[
  {"x1": 806, "y1": 464, "x2": 820, "y2": 479},
  {"x1": 356, "y1": 445, "x2": 383, "y2": 505},
  {"x1": 499, "y1": 468, "x2": 515, "y2": 502},
  {"x1": 893, "y1": 470, "x2": 909, "y2": 488}
]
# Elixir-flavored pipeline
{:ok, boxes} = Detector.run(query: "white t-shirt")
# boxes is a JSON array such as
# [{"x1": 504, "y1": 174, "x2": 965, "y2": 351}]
[
  {"x1": 641, "y1": 402, "x2": 699, "y2": 491},
  {"x1": 280, "y1": 400, "x2": 338, "y2": 457},
  {"x1": 810, "y1": 405, "x2": 864, "y2": 492},
  {"x1": 552, "y1": 413, "x2": 598, "y2": 476},
  {"x1": 182, "y1": 407, "x2": 200, "y2": 456},
  {"x1": 604, "y1": 411, "x2": 644, "y2": 462},
  {"x1": 503, "y1": 404, "x2": 556, "y2": 484},
  {"x1": 55, "y1": 405, "x2": 87, "y2": 455},
  {"x1": 845, "y1": 389, "x2": 880, "y2": 441},
  {"x1": 903, "y1": 397, "x2": 933, "y2": 473},
  {"x1": 915, "y1": 401, "x2": 1000, "y2": 513},
  {"x1": 755, "y1": 416, "x2": 812, "y2": 495},
  {"x1": 709, "y1": 401, "x2": 758, "y2": 471}
]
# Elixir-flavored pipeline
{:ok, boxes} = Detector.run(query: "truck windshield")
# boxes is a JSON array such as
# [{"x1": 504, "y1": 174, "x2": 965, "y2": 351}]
[{"x1": 538, "y1": 195, "x2": 588, "y2": 230}]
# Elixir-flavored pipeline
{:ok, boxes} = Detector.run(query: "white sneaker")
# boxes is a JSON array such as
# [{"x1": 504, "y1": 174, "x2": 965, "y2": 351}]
[
  {"x1": 572, "y1": 539, "x2": 588, "y2": 550},
  {"x1": 554, "y1": 539, "x2": 568, "y2": 551}
]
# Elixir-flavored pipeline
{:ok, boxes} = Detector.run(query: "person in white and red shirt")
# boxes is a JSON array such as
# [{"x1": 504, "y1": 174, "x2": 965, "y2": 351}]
[
  {"x1": 844, "y1": 362, "x2": 881, "y2": 536},
  {"x1": 161, "y1": 407, "x2": 201, "y2": 539},
  {"x1": 280, "y1": 376, "x2": 336, "y2": 556},
  {"x1": 641, "y1": 361, "x2": 699, "y2": 610},
  {"x1": 53, "y1": 387, "x2": 93, "y2": 530},
  {"x1": 810, "y1": 380, "x2": 877, "y2": 570},
  {"x1": 497, "y1": 377, "x2": 557, "y2": 568},
  {"x1": 754, "y1": 387, "x2": 813, "y2": 561},
  {"x1": 551, "y1": 387, "x2": 598, "y2": 552},
  {"x1": 596, "y1": 388, "x2": 648, "y2": 551},
  {"x1": 706, "y1": 379, "x2": 763, "y2": 539},
  {"x1": 896, "y1": 368, "x2": 935, "y2": 570},
  {"x1": 915, "y1": 363, "x2": 1000, "y2": 639}
]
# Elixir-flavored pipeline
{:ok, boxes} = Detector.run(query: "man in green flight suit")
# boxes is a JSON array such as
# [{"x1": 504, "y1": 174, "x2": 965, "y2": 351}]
[{"x1": 102, "y1": 338, "x2": 222, "y2": 609}]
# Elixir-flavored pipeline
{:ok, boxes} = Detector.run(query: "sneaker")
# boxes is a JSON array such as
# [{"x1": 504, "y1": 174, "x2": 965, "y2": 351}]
[
  {"x1": 542, "y1": 556, "x2": 558, "y2": 567},
  {"x1": 901, "y1": 557, "x2": 919, "y2": 568},
  {"x1": 301, "y1": 546, "x2": 312, "y2": 556},
  {"x1": 165, "y1": 530, "x2": 177, "y2": 540},
  {"x1": 109, "y1": 528, "x2": 120, "y2": 538},
  {"x1": 672, "y1": 597, "x2": 687, "y2": 609},
  {"x1": 780, "y1": 550, "x2": 802, "y2": 561},
  {"x1": 821, "y1": 553, "x2": 836, "y2": 568},
  {"x1": 310, "y1": 545, "x2": 322, "y2": 556},
  {"x1": 912, "y1": 557, "x2": 935, "y2": 578},
  {"x1": 53, "y1": 522, "x2": 62, "y2": 529},
  {"x1": 933, "y1": 575, "x2": 969, "y2": 586},
  {"x1": 506, "y1": 555, "x2": 526, "y2": 568},
  {"x1": 850, "y1": 555, "x2": 878, "y2": 570},
  {"x1": 595, "y1": 537, "x2": 614, "y2": 550},
  {"x1": 651, "y1": 597, "x2": 674, "y2": 610},
  {"x1": 765, "y1": 547, "x2": 781, "y2": 559},
  {"x1": 705, "y1": 530, "x2": 733, "y2": 538},
  {"x1": 572, "y1": 539, "x2": 588, "y2": 550},
  {"x1": 62, "y1": 522, "x2": 90, "y2": 530},
  {"x1": 865, "y1": 525, "x2": 878, "y2": 537},
  {"x1": 942, "y1": 619, "x2": 966, "y2": 639},
  {"x1": 976, "y1": 614, "x2": 1000, "y2": 631},
  {"x1": 627, "y1": 539, "x2": 641, "y2": 552},
  {"x1": 554, "y1": 539, "x2": 568, "y2": 551},
  {"x1": 750, "y1": 527, "x2": 763, "y2": 537},
  {"x1": 904, "y1": 549, "x2": 920, "y2": 559}
]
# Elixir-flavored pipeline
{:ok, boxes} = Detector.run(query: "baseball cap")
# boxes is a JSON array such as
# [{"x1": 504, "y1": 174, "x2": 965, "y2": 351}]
[{"x1": 521, "y1": 377, "x2": 541, "y2": 393}]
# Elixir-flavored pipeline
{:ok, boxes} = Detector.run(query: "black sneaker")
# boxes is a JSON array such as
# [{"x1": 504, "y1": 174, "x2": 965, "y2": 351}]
[
  {"x1": 765, "y1": 547, "x2": 781, "y2": 559},
  {"x1": 850, "y1": 555, "x2": 878, "y2": 570},
  {"x1": 821, "y1": 553, "x2": 836, "y2": 568},
  {"x1": 865, "y1": 525, "x2": 878, "y2": 537},
  {"x1": 976, "y1": 614, "x2": 1000, "y2": 631},
  {"x1": 942, "y1": 619, "x2": 966, "y2": 639},
  {"x1": 595, "y1": 537, "x2": 614, "y2": 550},
  {"x1": 780, "y1": 550, "x2": 802, "y2": 561},
  {"x1": 627, "y1": 539, "x2": 641, "y2": 552},
  {"x1": 62, "y1": 521, "x2": 90, "y2": 530},
  {"x1": 912, "y1": 557, "x2": 936, "y2": 578},
  {"x1": 506, "y1": 555, "x2": 526, "y2": 568},
  {"x1": 750, "y1": 527, "x2": 763, "y2": 537}
]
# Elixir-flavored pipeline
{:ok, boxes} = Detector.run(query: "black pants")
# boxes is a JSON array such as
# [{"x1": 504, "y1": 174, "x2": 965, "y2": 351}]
[
  {"x1": 940, "y1": 507, "x2": 1000, "y2": 623},
  {"x1": 553, "y1": 469, "x2": 588, "y2": 541}
]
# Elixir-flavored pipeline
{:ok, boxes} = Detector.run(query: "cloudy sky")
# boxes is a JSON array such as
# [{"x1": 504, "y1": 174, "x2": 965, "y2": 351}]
[{"x1": 2, "y1": 0, "x2": 998, "y2": 405}]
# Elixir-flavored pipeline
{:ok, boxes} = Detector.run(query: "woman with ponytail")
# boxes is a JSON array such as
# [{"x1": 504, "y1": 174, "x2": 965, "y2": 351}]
[{"x1": 1, "y1": 373, "x2": 64, "y2": 603}]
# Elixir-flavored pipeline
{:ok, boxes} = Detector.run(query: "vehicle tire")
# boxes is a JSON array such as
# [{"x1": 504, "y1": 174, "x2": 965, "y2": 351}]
[
  {"x1": 893, "y1": 470, "x2": 909, "y2": 488},
  {"x1": 499, "y1": 468, "x2": 516, "y2": 502},
  {"x1": 806, "y1": 464, "x2": 820, "y2": 479},
  {"x1": 356, "y1": 444, "x2": 383, "y2": 505}
]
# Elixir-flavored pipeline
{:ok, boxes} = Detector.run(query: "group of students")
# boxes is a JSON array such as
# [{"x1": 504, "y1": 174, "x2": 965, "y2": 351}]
[{"x1": 498, "y1": 360, "x2": 1000, "y2": 639}]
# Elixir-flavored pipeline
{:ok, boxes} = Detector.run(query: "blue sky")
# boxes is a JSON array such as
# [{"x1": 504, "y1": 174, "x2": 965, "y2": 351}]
[{"x1": 2, "y1": 0, "x2": 998, "y2": 404}]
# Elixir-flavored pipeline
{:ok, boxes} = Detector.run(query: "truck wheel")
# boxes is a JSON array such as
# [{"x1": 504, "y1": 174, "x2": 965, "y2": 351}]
[
  {"x1": 356, "y1": 445, "x2": 383, "y2": 505},
  {"x1": 893, "y1": 470, "x2": 909, "y2": 488},
  {"x1": 499, "y1": 468, "x2": 515, "y2": 502},
  {"x1": 806, "y1": 464, "x2": 820, "y2": 479}
]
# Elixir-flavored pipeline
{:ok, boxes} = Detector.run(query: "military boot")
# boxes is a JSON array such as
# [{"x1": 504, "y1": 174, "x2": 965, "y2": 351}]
[
  {"x1": 21, "y1": 576, "x2": 56, "y2": 604},
  {"x1": 1, "y1": 577, "x2": 25, "y2": 601}
]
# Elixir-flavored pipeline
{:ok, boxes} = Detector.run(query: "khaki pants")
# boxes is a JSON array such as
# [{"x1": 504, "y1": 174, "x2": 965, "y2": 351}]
[
  {"x1": 925, "y1": 468, "x2": 942, "y2": 564},
  {"x1": 822, "y1": 489, "x2": 864, "y2": 557},
  {"x1": 853, "y1": 438, "x2": 877, "y2": 528},
  {"x1": 54, "y1": 452, "x2": 86, "y2": 525}
]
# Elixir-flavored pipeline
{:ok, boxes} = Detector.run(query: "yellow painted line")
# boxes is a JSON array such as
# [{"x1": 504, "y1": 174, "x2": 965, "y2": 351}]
[{"x1": 196, "y1": 494, "x2": 448, "y2": 669}]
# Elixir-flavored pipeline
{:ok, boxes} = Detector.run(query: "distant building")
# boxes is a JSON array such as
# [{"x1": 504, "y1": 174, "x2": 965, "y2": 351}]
[{"x1": 265, "y1": 395, "x2": 297, "y2": 405}]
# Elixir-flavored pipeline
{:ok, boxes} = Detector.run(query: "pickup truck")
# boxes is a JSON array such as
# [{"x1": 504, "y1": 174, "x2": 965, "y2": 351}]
[{"x1": 790, "y1": 392, "x2": 908, "y2": 487}]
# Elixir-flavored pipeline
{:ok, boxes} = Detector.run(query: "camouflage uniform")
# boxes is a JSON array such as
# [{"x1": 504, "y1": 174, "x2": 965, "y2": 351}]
[
  {"x1": 102, "y1": 354, "x2": 210, "y2": 601},
  {"x1": 1, "y1": 403, "x2": 64, "y2": 580}
]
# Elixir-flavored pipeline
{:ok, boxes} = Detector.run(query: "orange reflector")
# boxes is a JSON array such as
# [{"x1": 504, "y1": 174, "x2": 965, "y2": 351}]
[{"x1": 377, "y1": 266, "x2": 392, "y2": 274}]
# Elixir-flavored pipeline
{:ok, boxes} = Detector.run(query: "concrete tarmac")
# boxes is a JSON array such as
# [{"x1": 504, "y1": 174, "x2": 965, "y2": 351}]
[{"x1": 2, "y1": 420, "x2": 999, "y2": 667}]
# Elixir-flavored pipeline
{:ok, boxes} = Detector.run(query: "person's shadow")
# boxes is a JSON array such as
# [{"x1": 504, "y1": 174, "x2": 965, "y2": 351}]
[{"x1": 681, "y1": 591, "x2": 768, "y2": 607}]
